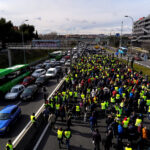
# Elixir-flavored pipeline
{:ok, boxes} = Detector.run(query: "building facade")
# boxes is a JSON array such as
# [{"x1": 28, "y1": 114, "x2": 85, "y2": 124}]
[{"x1": 132, "y1": 15, "x2": 150, "y2": 50}]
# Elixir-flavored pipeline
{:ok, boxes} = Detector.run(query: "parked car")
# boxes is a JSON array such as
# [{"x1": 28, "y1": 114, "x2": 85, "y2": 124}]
[
  {"x1": 35, "y1": 64, "x2": 44, "y2": 70},
  {"x1": 60, "y1": 58, "x2": 66, "y2": 64},
  {"x1": 44, "y1": 64, "x2": 51, "y2": 70},
  {"x1": 55, "y1": 66, "x2": 62, "y2": 74},
  {"x1": 35, "y1": 75, "x2": 47, "y2": 86},
  {"x1": 32, "y1": 69, "x2": 46, "y2": 78},
  {"x1": 20, "y1": 85, "x2": 38, "y2": 101},
  {"x1": 65, "y1": 60, "x2": 71, "y2": 66},
  {"x1": 50, "y1": 59, "x2": 56, "y2": 63},
  {"x1": 45, "y1": 68, "x2": 58, "y2": 78},
  {"x1": 134, "y1": 56, "x2": 142, "y2": 61},
  {"x1": 55, "y1": 61, "x2": 61, "y2": 66},
  {"x1": 65, "y1": 55, "x2": 70, "y2": 60},
  {"x1": 21, "y1": 76, "x2": 35, "y2": 87},
  {"x1": 0, "y1": 105, "x2": 21, "y2": 135},
  {"x1": 5, "y1": 85, "x2": 25, "y2": 101},
  {"x1": 73, "y1": 54, "x2": 78, "y2": 59}
]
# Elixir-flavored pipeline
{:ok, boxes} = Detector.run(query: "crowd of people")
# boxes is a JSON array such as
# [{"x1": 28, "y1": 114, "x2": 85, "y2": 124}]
[{"x1": 30, "y1": 53, "x2": 150, "y2": 150}]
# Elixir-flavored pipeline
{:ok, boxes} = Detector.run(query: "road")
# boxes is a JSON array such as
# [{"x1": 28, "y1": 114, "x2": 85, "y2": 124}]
[{"x1": 0, "y1": 78, "x2": 60, "y2": 149}]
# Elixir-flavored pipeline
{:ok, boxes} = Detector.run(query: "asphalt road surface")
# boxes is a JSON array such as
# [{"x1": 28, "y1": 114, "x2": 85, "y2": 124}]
[{"x1": 0, "y1": 78, "x2": 60, "y2": 149}]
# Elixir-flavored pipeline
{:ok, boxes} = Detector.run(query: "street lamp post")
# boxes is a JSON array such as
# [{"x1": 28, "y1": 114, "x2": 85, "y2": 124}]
[
  {"x1": 22, "y1": 19, "x2": 28, "y2": 64},
  {"x1": 125, "y1": 15, "x2": 134, "y2": 54},
  {"x1": 120, "y1": 21, "x2": 123, "y2": 47}
]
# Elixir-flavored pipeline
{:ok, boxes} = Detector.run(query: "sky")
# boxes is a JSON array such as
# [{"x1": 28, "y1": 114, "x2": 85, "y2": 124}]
[{"x1": 0, "y1": 0, "x2": 150, "y2": 34}]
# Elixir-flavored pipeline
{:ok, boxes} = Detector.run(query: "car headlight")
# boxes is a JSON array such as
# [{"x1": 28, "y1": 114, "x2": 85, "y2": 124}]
[{"x1": 0, "y1": 127, "x2": 7, "y2": 131}]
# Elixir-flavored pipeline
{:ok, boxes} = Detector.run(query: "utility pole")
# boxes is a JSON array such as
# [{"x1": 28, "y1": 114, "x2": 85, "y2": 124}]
[{"x1": 120, "y1": 21, "x2": 123, "y2": 47}]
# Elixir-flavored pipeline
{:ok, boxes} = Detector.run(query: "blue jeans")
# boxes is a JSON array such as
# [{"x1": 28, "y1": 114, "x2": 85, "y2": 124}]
[{"x1": 66, "y1": 139, "x2": 70, "y2": 149}]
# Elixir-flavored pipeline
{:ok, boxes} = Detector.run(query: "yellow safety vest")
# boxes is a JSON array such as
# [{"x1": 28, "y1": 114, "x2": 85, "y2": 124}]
[
  {"x1": 148, "y1": 106, "x2": 150, "y2": 112},
  {"x1": 135, "y1": 119, "x2": 142, "y2": 126},
  {"x1": 125, "y1": 147, "x2": 132, "y2": 150},
  {"x1": 146, "y1": 100, "x2": 150, "y2": 106},
  {"x1": 30, "y1": 115, "x2": 35, "y2": 123},
  {"x1": 6, "y1": 144, "x2": 13, "y2": 150},
  {"x1": 122, "y1": 93, "x2": 126, "y2": 98},
  {"x1": 116, "y1": 94, "x2": 120, "y2": 100},
  {"x1": 111, "y1": 97, "x2": 115, "y2": 103},
  {"x1": 120, "y1": 102, "x2": 124, "y2": 108},
  {"x1": 74, "y1": 92, "x2": 78, "y2": 97},
  {"x1": 57, "y1": 130, "x2": 63, "y2": 139},
  {"x1": 115, "y1": 87, "x2": 119, "y2": 91},
  {"x1": 123, "y1": 120, "x2": 129, "y2": 128},
  {"x1": 81, "y1": 94, "x2": 85, "y2": 99},
  {"x1": 65, "y1": 131, "x2": 71, "y2": 139},
  {"x1": 101, "y1": 103, "x2": 106, "y2": 110},
  {"x1": 69, "y1": 92, "x2": 73, "y2": 96},
  {"x1": 56, "y1": 104, "x2": 60, "y2": 110},
  {"x1": 76, "y1": 106, "x2": 80, "y2": 112}
]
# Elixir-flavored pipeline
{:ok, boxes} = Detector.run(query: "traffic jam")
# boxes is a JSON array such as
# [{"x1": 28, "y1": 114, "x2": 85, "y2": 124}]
[{"x1": 0, "y1": 48, "x2": 80, "y2": 136}]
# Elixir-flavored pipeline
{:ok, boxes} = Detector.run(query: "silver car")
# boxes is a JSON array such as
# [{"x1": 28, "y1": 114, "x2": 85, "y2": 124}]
[
  {"x1": 5, "y1": 85, "x2": 25, "y2": 100},
  {"x1": 32, "y1": 69, "x2": 46, "y2": 78}
]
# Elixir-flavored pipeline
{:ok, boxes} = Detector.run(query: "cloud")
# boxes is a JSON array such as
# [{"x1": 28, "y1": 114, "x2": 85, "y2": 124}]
[{"x1": 0, "y1": 0, "x2": 150, "y2": 34}]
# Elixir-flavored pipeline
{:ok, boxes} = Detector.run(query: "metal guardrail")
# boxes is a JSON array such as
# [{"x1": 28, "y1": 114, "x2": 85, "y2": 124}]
[{"x1": 12, "y1": 75, "x2": 67, "y2": 148}]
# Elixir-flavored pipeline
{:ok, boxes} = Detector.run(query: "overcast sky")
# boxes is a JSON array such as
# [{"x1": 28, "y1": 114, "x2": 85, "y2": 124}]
[{"x1": 0, "y1": 0, "x2": 150, "y2": 34}]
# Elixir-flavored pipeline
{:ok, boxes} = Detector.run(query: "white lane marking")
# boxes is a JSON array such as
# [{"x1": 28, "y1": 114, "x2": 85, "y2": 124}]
[
  {"x1": 33, "y1": 122, "x2": 50, "y2": 150},
  {"x1": 12, "y1": 75, "x2": 67, "y2": 147},
  {"x1": 16, "y1": 101, "x2": 21, "y2": 106}
]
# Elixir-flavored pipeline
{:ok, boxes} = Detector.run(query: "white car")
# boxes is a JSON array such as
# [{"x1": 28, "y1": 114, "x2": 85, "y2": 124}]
[
  {"x1": 50, "y1": 59, "x2": 56, "y2": 63},
  {"x1": 5, "y1": 84, "x2": 25, "y2": 100},
  {"x1": 65, "y1": 60, "x2": 71, "y2": 66},
  {"x1": 73, "y1": 54, "x2": 78, "y2": 59},
  {"x1": 32, "y1": 69, "x2": 46, "y2": 78},
  {"x1": 45, "y1": 68, "x2": 58, "y2": 78}
]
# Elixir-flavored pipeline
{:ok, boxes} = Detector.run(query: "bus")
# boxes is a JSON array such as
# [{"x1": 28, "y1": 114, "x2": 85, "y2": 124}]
[
  {"x1": 118, "y1": 47, "x2": 128, "y2": 55},
  {"x1": 49, "y1": 51, "x2": 63, "y2": 60},
  {"x1": 0, "y1": 64, "x2": 30, "y2": 97}
]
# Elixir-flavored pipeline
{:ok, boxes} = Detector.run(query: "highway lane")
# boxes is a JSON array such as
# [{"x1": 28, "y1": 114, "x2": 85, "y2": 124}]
[{"x1": 0, "y1": 78, "x2": 59, "y2": 149}]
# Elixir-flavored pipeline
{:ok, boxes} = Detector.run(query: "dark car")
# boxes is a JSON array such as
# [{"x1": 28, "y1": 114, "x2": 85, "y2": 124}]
[
  {"x1": 44, "y1": 64, "x2": 51, "y2": 70},
  {"x1": 55, "y1": 66, "x2": 62, "y2": 73},
  {"x1": 35, "y1": 75, "x2": 47, "y2": 86},
  {"x1": 21, "y1": 76, "x2": 35, "y2": 87},
  {"x1": 20, "y1": 85, "x2": 38, "y2": 101},
  {"x1": 0, "y1": 105, "x2": 21, "y2": 135},
  {"x1": 35, "y1": 64, "x2": 44, "y2": 70},
  {"x1": 55, "y1": 61, "x2": 61, "y2": 66}
]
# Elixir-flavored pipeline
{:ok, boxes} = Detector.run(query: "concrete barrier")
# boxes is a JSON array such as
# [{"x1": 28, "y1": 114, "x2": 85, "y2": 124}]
[{"x1": 12, "y1": 75, "x2": 67, "y2": 149}]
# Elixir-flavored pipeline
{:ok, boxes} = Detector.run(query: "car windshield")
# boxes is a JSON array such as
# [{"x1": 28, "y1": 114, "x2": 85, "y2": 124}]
[
  {"x1": 11, "y1": 88, "x2": 18, "y2": 93},
  {"x1": 35, "y1": 70, "x2": 41, "y2": 73},
  {"x1": 37, "y1": 77, "x2": 44, "y2": 81},
  {"x1": 0, "y1": 113, "x2": 10, "y2": 120},
  {"x1": 23, "y1": 78, "x2": 29, "y2": 82},
  {"x1": 24, "y1": 88, "x2": 33, "y2": 94},
  {"x1": 48, "y1": 71, "x2": 54, "y2": 74}
]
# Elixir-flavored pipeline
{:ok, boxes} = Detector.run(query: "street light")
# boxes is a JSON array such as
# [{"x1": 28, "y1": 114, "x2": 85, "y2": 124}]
[
  {"x1": 22, "y1": 19, "x2": 28, "y2": 64},
  {"x1": 125, "y1": 15, "x2": 134, "y2": 53}
]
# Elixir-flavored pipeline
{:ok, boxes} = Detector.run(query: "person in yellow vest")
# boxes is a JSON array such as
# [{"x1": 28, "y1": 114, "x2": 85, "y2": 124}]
[
  {"x1": 57, "y1": 128, "x2": 64, "y2": 148},
  {"x1": 135, "y1": 117, "x2": 142, "y2": 127},
  {"x1": 64, "y1": 128, "x2": 72, "y2": 150},
  {"x1": 125, "y1": 143, "x2": 132, "y2": 150},
  {"x1": 76, "y1": 105, "x2": 80, "y2": 118},
  {"x1": 55, "y1": 103, "x2": 60, "y2": 120},
  {"x1": 6, "y1": 140, "x2": 13, "y2": 150},
  {"x1": 30, "y1": 113, "x2": 36, "y2": 124}
]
